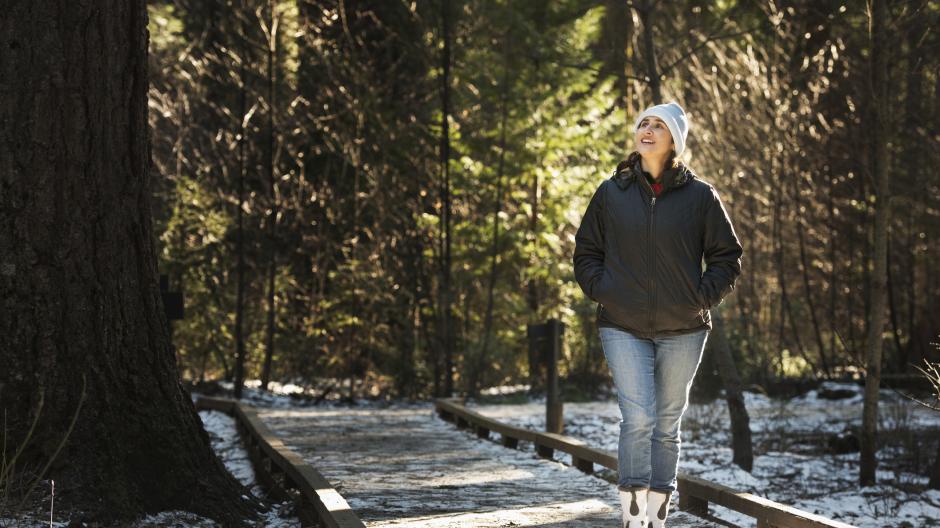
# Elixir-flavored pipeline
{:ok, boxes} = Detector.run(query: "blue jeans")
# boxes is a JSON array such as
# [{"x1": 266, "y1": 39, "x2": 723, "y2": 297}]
[{"x1": 599, "y1": 325, "x2": 708, "y2": 492}]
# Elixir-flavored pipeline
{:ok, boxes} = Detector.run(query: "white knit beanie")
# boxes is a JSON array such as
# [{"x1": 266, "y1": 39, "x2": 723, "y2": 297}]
[{"x1": 633, "y1": 101, "x2": 689, "y2": 157}]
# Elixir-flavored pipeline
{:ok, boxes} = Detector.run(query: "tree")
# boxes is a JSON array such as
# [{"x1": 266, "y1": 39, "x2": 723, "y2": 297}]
[
  {"x1": 711, "y1": 310, "x2": 754, "y2": 471},
  {"x1": 860, "y1": 0, "x2": 892, "y2": 486},
  {"x1": 0, "y1": 2, "x2": 259, "y2": 523},
  {"x1": 438, "y1": 0, "x2": 456, "y2": 397}
]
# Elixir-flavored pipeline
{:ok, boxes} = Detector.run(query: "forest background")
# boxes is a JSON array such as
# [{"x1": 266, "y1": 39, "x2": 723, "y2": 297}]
[
  {"x1": 6, "y1": 0, "x2": 940, "y2": 524},
  {"x1": 147, "y1": 0, "x2": 940, "y2": 404}
]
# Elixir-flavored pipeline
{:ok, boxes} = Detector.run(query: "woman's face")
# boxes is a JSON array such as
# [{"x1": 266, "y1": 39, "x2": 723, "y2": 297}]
[{"x1": 635, "y1": 116, "x2": 674, "y2": 159}]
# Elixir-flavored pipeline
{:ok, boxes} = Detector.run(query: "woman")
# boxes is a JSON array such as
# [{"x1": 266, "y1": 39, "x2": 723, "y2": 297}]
[{"x1": 573, "y1": 101, "x2": 742, "y2": 527}]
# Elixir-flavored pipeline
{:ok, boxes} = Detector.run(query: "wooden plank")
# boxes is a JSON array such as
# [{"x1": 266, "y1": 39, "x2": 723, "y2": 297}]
[
  {"x1": 293, "y1": 465, "x2": 367, "y2": 528},
  {"x1": 435, "y1": 399, "x2": 535, "y2": 442},
  {"x1": 535, "y1": 445, "x2": 554, "y2": 459},
  {"x1": 572, "y1": 456, "x2": 594, "y2": 474},
  {"x1": 436, "y1": 399, "x2": 858, "y2": 528},
  {"x1": 677, "y1": 479, "x2": 709, "y2": 517},
  {"x1": 678, "y1": 474, "x2": 857, "y2": 528},
  {"x1": 437, "y1": 399, "x2": 618, "y2": 469},
  {"x1": 195, "y1": 396, "x2": 367, "y2": 528},
  {"x1": 240, "y1": 406, "x2": 366, "y2": 528},
  {"x1": 533, "y1": 431, "x2": 618, "y2": 471},
  {"x1": 194, "y1": 395, "x2": 236, "y2": 414},
  {"x1": 267, "y1": 404, "x2": 719, "y2": 527},
  {"x1": 435, "y1": 398, "x2": 536, "y2": 442}
]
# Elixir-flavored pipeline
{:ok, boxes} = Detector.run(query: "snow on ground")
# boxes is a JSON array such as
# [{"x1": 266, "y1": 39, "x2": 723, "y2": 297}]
[
  {"x1": 194, "y1": 410, "x2": 301, "y2": 527},
  {"x1": 206, "y1": 379, "x2": 428, "y2": 409},
  {"x1": 11, "y1": 379, "x2": 926, "y2": 526},
  {"x1": 83, "y1": 409, "x2": 302, "y2": 526},
  {"x1": 256, "y1": 404, "x2": 721, "y2": 527},
  {"x1": 467, "y1": 381, "x2": 940, "y2": 528}
]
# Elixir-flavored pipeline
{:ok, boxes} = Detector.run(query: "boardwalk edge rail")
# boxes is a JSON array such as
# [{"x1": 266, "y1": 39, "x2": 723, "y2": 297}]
[
  {"x1": 435, "y1": 398, "x2": 857, "y2": 528},
  {"x1": 195, "y1": 396, "x2": 366, "y2": 528}
]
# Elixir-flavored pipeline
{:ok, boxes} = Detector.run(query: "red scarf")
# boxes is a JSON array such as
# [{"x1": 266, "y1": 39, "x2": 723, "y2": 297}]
[{"x1": 650, "y1": 181, "x2": 663, "y2": 197}]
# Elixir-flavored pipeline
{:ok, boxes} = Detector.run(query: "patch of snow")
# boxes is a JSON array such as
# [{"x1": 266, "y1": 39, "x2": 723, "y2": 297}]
[
  {"x1": 479, "y1": 383, "x2": 532, "y2": 396},
  {"x1": 132, "y1": 511, "x2": 218, "y2": 527},
  {"x1": 198, "y1": 409, "x2": 302, "y2": 527},
  {"x1": 468, "y1": 381, "x2": 940, "y2": 527},
  {"x1": 206, "y1": 379, "x2": 429, "y2": 409},
  {"x1": 199, "y1": 409, "x2": 259, "y2": 491},
  {"x1": 0, "y1": 514, "x2": 69, "y2": 528}
]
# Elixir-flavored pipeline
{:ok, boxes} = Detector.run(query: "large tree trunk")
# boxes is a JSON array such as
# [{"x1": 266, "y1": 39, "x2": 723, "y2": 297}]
[
  {"x1": 0, "y1": 2, "x2": 259, "y2": 523},
  {"x1": 860, "y1": 0, "x2": 890, "y2": 487}
]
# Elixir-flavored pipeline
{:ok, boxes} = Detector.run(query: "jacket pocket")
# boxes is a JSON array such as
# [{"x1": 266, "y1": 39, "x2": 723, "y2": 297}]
[
  {"x1": 695, "y1": 281, "x2": 710, "y2": 311},
  {"x1": 595, "y1": 267, "x2": 649, "y2": 332},
  {"x1": 592, "y1": 269, "x2": 612, "y2": 304}
]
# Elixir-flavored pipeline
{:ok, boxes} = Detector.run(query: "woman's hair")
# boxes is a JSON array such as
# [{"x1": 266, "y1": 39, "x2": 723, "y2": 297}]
[{"x1": 615, "y1": 149, "x2": 680, "y2": 174}]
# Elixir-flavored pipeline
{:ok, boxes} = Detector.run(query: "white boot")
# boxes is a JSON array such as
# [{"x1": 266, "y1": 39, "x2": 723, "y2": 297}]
[
  {"x1": 646, "y1": 489, "x2": 672, "y2": 528},
  {"x1": 618, "y1": 487, "x2": 648, "y2": 527}
]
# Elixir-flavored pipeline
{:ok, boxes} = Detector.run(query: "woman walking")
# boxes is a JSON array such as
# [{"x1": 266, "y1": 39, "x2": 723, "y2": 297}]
[{"x1": 573, "y1": 101, "x2": 742, "y2": 527}]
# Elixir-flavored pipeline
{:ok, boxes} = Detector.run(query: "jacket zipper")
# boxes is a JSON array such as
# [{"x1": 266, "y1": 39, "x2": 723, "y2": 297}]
[{"x1": 648, "y1": 195, "x2": 656, "y2": 337}]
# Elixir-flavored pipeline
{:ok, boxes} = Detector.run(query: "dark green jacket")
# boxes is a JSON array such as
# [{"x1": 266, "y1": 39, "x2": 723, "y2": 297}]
[{"x1": 573, "y1": 161, "x2": 743, "y2": 338}]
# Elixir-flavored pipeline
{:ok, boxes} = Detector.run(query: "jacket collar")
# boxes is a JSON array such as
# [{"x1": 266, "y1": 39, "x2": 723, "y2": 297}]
[{"x1": 611, "y1": 160, "x2": 696, "y2": 192}]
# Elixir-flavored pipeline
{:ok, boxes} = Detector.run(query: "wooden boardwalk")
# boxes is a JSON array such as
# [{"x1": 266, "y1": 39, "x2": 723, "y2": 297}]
[{"x1": 257, "y1": 404, "x2": 722, "y2": 527}]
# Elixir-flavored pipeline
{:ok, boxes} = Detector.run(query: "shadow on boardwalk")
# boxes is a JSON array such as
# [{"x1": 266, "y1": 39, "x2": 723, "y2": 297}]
[{"x1": 257, "y1": 405, "x2": 721, "y2": 527}]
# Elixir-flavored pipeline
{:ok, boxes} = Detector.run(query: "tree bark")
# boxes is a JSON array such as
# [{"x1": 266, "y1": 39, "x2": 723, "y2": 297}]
[
  {"x1": 887, "y1": 235, "x2": 904, "y2": 370},
  {"x1": 902, "y1": 10, "x2": 926, "y2": 367},
  {"x1": 827, "y1": 160, "x2": 838, "y2": 372},
  {"x1": 860, "y1": 0, "x2": 891, "y2": 487},
  {"x1": 0, "y1": 2, "x2": 259, "y2": 523},
  {"x1": 261, "y1": 0, "x2": 280, "y2": 391},
  {"x1": 635, "y1": 0, "x2": 663, "y2": 104},
  {"x1": 439, "y1": 0, "x2": 455, "y2": 397},
  {"x1": 600, "y1": 0, "x2": 634, "y2": 140},
  {"x1": 233, "y1": 0, "x2": 250, "y2": 399}
]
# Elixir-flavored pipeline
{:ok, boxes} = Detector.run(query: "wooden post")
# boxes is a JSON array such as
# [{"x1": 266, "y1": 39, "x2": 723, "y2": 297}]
[
  {"x1": 527, "y1": 322, "x2": 545, "y2": 394},
  {"x1": 677, "y1": 479, "x2": 708, "y2": 516},
  {"x1": 536, "y1": 443, "x2": 554, "y2": 459},
  {"x1": 573, "y1": 456, "x2": 594, "y2": 474},
  {"x1": 546, "y1": 318, "x2": 564, "y2": 434}
]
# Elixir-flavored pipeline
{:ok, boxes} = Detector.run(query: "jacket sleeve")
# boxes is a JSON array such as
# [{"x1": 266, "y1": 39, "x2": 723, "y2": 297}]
[
  {"x1": 573, "y1": 180, "x2": 608, "y2": 302},
  {"x1": 698, "y1": 185, "x2": 743, "y2": 309}
]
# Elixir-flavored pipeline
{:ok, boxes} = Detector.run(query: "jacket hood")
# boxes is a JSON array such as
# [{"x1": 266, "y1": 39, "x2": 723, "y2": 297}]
[{"x1": 611, "y1": 159, "x2": 697, "y2": 192}]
